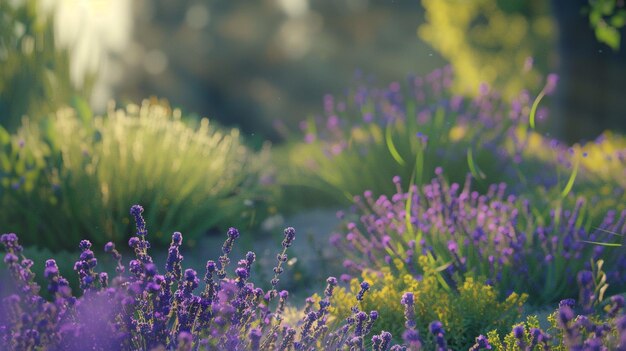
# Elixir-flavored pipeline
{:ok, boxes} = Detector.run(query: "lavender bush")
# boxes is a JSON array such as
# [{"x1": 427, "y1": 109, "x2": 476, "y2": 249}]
[
  {"x1": 486, "y1": 292, "x2": 626, "y2": 350},
  {"x1": 0, "y1": 204, "x2": 460, "y2": 350},
  {"x1": 278, "y1": 66, "x2": 558, "y2": 205},
  {"x1": 331, "y1": 172, "x2": 626, "y2": 304}
]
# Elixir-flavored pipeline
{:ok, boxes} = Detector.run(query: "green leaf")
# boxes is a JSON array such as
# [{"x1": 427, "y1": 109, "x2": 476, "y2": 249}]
[
  {"x1": 529, "y1": 90, "x2": 546, "y2": 129},
  {"x1": 579, "y1": 240, "x2": 621, "y2": 247},
  {"x1": 0, "y1": 125, "x2": 10, "y2": 145},
  {"x1": 611, "y1": 10, "x2": 626, "y2": 27},
  {"x1": 595, "y1": 24, "x2": 621, "y2": 50},
  {"x1": 71, "y1": 96, "x2": 93, "y2": 125},
  {"x1": 600, "y1": 0, "x2": 616, "y2": 15},
  {"x1": 385, "y1": 122, "x2": 405, "y2": 166},
  {"x1": 467, "y1": 148, "x2": 486, "y2": 180},
  {"x1": 561, "y1": 156, "x2": 579, "y2": 198},
  {"x1": 405, "y1": 177, "x2": 414, "y2": 236}
]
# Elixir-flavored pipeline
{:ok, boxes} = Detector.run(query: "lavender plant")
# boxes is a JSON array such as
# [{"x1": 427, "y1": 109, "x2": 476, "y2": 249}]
[
  {"x1": 0, "y1": 205, "x2": 433, "y2": 350},
  {"x1": 324, "y1": 268, "x2": 526, "y2": 350},
  {"x1": 279, "y1": 66, "x2": 556, "y2": 205},
  {"x1": 331, "y1": 173, "x2": 626, "y2": 304},
  {"x1": 0, "y1": 100, "x2": 271, "y2": 250},
  {"x1": 485, "y1": 279, "x2": 626, "y2": 350}
]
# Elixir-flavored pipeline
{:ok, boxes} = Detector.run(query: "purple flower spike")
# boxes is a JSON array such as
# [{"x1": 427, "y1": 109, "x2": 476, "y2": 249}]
[
  {"x1": 227, "y1": 227, "x2": 240, "y2": 239},
  {"x1": 130, "y1": 204, "x2": 147, "y2": 237},
  {"x1": 356, "y1": 281, "x2": 370, "y2": 301},
  {"x1": 429, "y1": 321, "x2": 444, "y2": 336}
]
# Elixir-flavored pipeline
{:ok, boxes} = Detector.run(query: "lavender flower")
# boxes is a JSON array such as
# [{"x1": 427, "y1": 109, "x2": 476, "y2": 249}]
[
  {"x1": 356, "y1": 281, "x2": 370, "y2": 301},
  {"x1": 334, "y1": 174, "x2": 626, "y2": 303},
  {"x1": 469, "y1": 335, "x2": 491, "y2": 351}
]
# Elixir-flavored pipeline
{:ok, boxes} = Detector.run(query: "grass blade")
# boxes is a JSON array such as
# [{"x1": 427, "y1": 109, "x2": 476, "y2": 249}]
[
  {"x1": 579, "y1": 240, "x2": 622, "y2": 247},
  {"x1": 561, "y1": 156, "x2": 579, "y2": 198},
  {"x1": 385, "y1": 122, "x2": 405, "y2": 165},
  {"x1": 529, "y1": 90, "x2": 546, "y2": 129},
  {"x1": 467, "y1": 148, "x2": 486, "y2": 180}
]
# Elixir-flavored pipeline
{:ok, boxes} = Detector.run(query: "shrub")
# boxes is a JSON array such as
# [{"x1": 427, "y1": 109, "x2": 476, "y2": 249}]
[
  {"x1": 486, "y1": 293, "x2": 626, "y2": 350},
  {"x1": 0, "y1": 100, "x2": 271, "y2": 250},
  {"x1": 0, "y1": 205, "x2": 441, "y2": 351},
  {"x1": 588, "y1": 0, "x2": 626, "y2": 50},
  {"x1": 279, "y1": 66, "x2": 557, "y2": 206},
  {"x1": 322, "y1": 268, "x2": 526, "y2": 350},
  {"x1": 331, "y1": 174, "x2": 626, "y2": 305},
  {"x1": 418, "y1": 0, "x2": 555, "y2": 99}
]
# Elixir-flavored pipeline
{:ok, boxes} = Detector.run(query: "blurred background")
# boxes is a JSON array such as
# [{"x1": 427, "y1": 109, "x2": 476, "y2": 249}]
[{"x1": 3, "y1": 0, "x2": 624, "y2": 144}]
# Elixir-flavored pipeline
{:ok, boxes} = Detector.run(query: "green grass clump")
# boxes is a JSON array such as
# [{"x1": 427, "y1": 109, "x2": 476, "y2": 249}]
[
  {"x1": 320, "y1": 267, "x2": 526, "y2": 350},
  {"x1": 0, "y1": 99, "x2": 271, "y2": 251}
]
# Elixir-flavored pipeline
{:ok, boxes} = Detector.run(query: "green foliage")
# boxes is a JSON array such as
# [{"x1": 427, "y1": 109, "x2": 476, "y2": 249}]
[
  {"x1": 588, "y1": 0, "x2": 626, "y2": 50},
  {"x1": 486, "y1": 259, "x2": 625, "y2": 350},
  {"x1": 0, "y1": 99, "x2": 271, "y2": 251},
  {"x1": 419, "y1": 0, "x2": 555, "y2": 99},
  {"x1": 505, "y1": 128, "x2": 626, "y2": 221},
  {"x1": 279, "y1": 75, "x2": 526, "y2": 207},
  {"x1": 487, "y1": 302, "x2": 626, "y2": 350},
  {"x1": 322, "y1": 267, "x2": 527, "y2": 350},
  {"x1": 0, "y1": 0, "x2": 87, "y2": 131}
]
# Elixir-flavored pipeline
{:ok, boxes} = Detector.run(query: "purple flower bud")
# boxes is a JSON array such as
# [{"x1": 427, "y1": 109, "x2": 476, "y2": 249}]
[
  {"x1": 206, "y1": 260, "x2": 216, "y2": 273},
  {"x1": 227, "y1": 227, "x2": 240, "y2": 239},
  {"x1": 357, "y1": 281, "x2": 370, "y2": 301},
  {"x1": 128, "y1": 237, "x2": 140, "y2": 248},
  {"x1": 79, "y1": 240, "x2": 92, "y2": 251},
  {"x1": 471, "y1": 335, "x2": 491, "y2": 350},
  {"x1": 402, "y1": 329, "x2": 421, "y2": 342},
  {"x1": 282, "y1": 227, "x2": 296, "y2": 248},
  {"x1": 513, "y1": 325, "x2": 525, "y2": 339},
  {"x1": 235, "y1": 267, "x2": 249, "y2": 280},
  {"x1": 172, "y1": 232, "x2": 182, "y2": 245},
  {"x1": 79, "y1": 250, "x2": 94, "y2": 261},
  {"x1": 184, "y1": 269, "x2": 197, "y2": 282},
  {"x1": 246, "y1": 251, "x2": 255, "y2": 264},
  {"x1": 4, "y1": 253, "x2": 18, "y2": 264},
  {"x1": 401, "y1": 292, "x2": 414, "y2": 306},
  {"x1": 144, "y1": 263, "x2": 157, "y2": 276},
  {"x1": 447, "y1": 241, "x2": 458, "y2": 253},
  {"x1": 429, "y1": 321, "x2": 444, "y2": 335},
  {"x1": 130, "y1": 204, "x2": 143, "y2": 217},
  {"x1": 104, "y1": 242, "x2": 114, "y2": 252}
]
